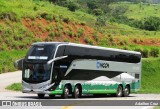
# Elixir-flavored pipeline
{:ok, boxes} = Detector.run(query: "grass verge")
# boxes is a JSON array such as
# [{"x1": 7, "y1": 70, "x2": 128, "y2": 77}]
[
  {"x1": 154, "y1": 106, "x2": 160, "y2": 109},
  {"x1": 140, "y1": 58, "x2": 160, "y2": 93},
  {"x1": 5, "y1": 83, "x2": 21, "y2": 91}
]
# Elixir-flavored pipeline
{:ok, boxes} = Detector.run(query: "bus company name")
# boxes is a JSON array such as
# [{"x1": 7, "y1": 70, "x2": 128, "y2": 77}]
[{"x1": 96, "y1": 61, "x2": 109, "y2": 69}]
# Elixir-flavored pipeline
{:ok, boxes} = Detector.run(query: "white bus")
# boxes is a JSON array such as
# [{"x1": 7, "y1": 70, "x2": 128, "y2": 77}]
[{"x1": 15, "y1": 42, "x2": 141, "y2": 99}]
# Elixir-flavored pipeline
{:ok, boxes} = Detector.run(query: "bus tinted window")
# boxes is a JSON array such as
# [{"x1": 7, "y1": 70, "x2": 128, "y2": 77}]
[
  {"x1": 55, "y1": 46, "x2": 65, "y2": 57},
  {"x1": 26, "y1": 45, "x2": 55, "y2": 62},
  {"x1": 64, "y1": 45, "x2": 141, "y2": 63}
]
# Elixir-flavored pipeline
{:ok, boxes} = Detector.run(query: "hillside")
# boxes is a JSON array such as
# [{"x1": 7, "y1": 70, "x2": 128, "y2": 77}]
[{"x1": 0, "y1": 0, "x2": 160, "y2": 73}]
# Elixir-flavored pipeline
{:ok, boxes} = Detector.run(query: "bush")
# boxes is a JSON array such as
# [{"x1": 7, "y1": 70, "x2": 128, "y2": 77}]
[
  {"x1": 64, "y1": 39, "x2": 69, "y2": 42},
  {"x1": 40, "y1": 12, "x2": 48, "y2": 19},
  {"x1": 142, "y1": 17, "x2": 160, "y2": 31},
  {"x1": 93, "y1": 32, "x2": 99, "y2": 42},
  {"x1": 76, "y1": 28, "x2": 84, "y2": 37},
  {"x1": 129, "y1": 17, "x2": 160, "y2": 31},
  {"x1": 55, "y1": 30, "x2": 62, "y2": 37},
  {"x1": 63, "y1": 17, "x2": 70, "y2": 23},
  {"x1": 92, "y1": 8, "x2": 103, "y2": 16},
  {"x1": 84, "y1": 36, "x2": 93, "y2": 45},
  {"x1": 48, "y1": 31, "x2": 55, "y2": 37},
  {"x1": 87, "y1": 1, "x2": 98, "y2": 10},
  {"x1": 80, "y1": 22, "x2": 86, "y2": 26},
  {"x1": 54, "y1": 17, "x2": 59, "y2": 22},
  {"x1": 67, "y1": 2, "x2": 79, "y2": 12},
  {"x1": 67, "y1": 29, "x2": 73, "y2": 37},
  {"x1": 98, "y1": 38, "x2": 107, "y2": 46},
  {"x1": 150, "y1": 48, "x2": 159, "y2": 57},
  {"x1": 0, "y1": 12, "x2": 19, "y2": 21},
  {"x1": 142, "y1": 49, "x2": 149, "y2": 58},
  {"x1": 123, "y1": 46, "x2": 129, "y2": 50},
  {"x1": 95, "y1": 16, "x2": 106, "y2": 26},
  {"x1": 45, "y1": 14, "x2": 53, "y2": 20}
]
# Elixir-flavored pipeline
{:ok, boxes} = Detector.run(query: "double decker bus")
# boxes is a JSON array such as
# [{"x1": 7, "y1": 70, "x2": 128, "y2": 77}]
[{"x1": 15, "y1": 42, "x2": 141, "y2": 99}]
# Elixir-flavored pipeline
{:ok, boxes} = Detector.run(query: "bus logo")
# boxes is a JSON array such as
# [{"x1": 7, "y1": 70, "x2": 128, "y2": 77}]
[{"x1": 96, "y1": 61, "x2": 109, "y2": 69}]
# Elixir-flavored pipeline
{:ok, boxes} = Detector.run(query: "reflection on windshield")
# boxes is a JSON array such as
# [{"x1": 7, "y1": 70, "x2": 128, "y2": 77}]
[{"x1": 23, "y1": 63, "x2": 51, "y2": 83}]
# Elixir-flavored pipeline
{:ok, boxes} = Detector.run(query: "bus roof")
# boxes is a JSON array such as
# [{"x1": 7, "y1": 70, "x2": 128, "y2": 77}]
[{"x1": 32, "y1": 42, "x2": 141, "y2": 55}]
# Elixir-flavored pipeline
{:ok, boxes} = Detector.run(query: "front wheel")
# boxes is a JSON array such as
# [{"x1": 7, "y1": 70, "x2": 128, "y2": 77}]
[
  {"x1": 38, "y1": 94, "x2": 45, "y2": 99},
  {"x1": 62, "y1": 85, "x2": 70, "y2": 99},
  {"x1": 73, "y1": 85, "x2": 81, "y2": 98},
  {"x1": 116, "y1": 85, "x2": 123, "y2": 97}
]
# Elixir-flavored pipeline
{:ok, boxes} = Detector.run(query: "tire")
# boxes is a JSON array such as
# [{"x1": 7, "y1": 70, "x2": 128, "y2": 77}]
[
  {"x1": 73, "y1": 85, "x2": 81, "y2": 98},
  {"x1": 62, "y1": 85, "x2": 70, "y2": 99},
  {"x1": 38, "y1": 94, "x2": 45, "y2": 99},
  {"x1": 49, "y1": 94, "x2": 55, "y2": 98},
  {"x1": 116, "y1": 85, "x2": 123, "y2": 97},
  {"x1": 123, "y1": 86, "x2": 130, "y2": 97}
]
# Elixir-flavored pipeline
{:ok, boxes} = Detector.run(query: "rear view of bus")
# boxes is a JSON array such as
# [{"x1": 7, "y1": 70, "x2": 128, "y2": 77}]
[{"x1": 14, "y1": 42, "x2": 141, "y2": 99}]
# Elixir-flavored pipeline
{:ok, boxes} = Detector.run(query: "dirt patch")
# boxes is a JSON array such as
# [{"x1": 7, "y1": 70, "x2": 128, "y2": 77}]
[
  {"x1": 22, "y1": 18, "x2": 102, "y2": 45},
  {"x1": 130, "y1": 38, "x2": 160, "y2": 47}
]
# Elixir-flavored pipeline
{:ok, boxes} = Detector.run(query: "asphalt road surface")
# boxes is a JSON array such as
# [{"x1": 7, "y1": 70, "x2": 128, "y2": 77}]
[{"x1": 0, "y1": 71, "x2": 159, "y2": 109}]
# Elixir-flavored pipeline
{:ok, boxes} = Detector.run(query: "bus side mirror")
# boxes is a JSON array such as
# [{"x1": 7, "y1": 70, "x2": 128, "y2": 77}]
[{"x1": 14, "y1": 58, "x2": 24, "y2": 70}]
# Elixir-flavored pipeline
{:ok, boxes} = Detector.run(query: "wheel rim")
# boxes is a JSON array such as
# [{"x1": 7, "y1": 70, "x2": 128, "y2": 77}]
[
  {"x1": 75, "y1": 88, "x2": 79, "y2": 96},
  {"x1": 125, "y1": 87, "x2": 129, "y2": 96},
  {"x1": 65, "y1": 88, "x2": 69, "y2": 95},
  {"x1": 117, "y1": 86, "x2": 122, "y2": 96},
  {"x1": 76, "y1": 88, "x2": 79, "y2": 94}
]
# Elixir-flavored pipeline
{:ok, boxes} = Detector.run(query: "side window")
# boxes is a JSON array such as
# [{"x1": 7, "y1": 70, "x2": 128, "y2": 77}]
[
  {"x1": 55, "y1": 46, "x2": 65, "y2": 57},
  {"x1": 64, "y1": 46, "x2": 80, "y2": 56},
  {"x1": 63, "y1": 46, "x2": 70, "y2": 56}
]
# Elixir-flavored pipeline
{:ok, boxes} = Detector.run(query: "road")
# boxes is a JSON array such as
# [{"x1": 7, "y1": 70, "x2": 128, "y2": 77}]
[
  {"x1": 0, "y1": 71, "x2": 159, "y2": 109},
  {"x1": 0, "y1": 71, "x2": 21, "y2": 92}
]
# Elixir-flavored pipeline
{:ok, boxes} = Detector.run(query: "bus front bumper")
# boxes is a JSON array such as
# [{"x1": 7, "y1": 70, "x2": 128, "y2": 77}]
[{"x1": 22, "y1": 89, "x2": 50, "y2": 94}]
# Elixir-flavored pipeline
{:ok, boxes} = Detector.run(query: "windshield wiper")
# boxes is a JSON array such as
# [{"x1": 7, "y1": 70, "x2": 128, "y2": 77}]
[{"x1": 47, "y1": 55, "x2": 68, "y2": 65}]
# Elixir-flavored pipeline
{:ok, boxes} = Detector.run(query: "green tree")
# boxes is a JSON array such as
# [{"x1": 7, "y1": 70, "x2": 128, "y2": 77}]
[
  {"x1": 67, "y1": 2, "x2": 79, "y2": 12},
  {"x1": 92, "y1": 8, "x2": 103, "y2": 16},
  {"x1": 95, "y1": 16, "x2": 107, "y2": 26},
  {"x1": 87, "y1": 0, "x2": 98, "y2": 10}
]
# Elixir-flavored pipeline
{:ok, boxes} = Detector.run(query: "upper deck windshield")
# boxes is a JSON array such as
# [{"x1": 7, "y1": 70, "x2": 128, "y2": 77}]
[{"x1": 26, "y1": 44, "x2": 55, "y2": 63}]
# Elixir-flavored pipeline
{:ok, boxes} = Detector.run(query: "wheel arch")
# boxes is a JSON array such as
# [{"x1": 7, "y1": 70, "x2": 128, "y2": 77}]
[
  {"x1": 119, "y1": 84, "x2": 123, "y2": 90},
  {"x1": 64, "y1": 83, "x2": 72, "y2": 94},
  {"x1": 74, "y1": 83, "x2": 82, "y2": 93},
  {"x1": 125, "y1": 84, "x2": 130, "y2": 93}
]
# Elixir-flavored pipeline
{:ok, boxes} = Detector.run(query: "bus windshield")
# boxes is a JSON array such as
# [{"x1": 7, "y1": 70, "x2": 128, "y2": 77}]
[
  {"x1": 22, "y1": 63, "x2": 51, "y2": 83},
  {"x1": 26, "y1": 44, "x2": 55, "y2": 62}
]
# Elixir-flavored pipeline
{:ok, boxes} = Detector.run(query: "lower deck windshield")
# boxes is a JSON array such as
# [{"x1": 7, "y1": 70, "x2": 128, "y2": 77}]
[{"x1": 22, "y1": 63, "x2": 51, "y2": 83}]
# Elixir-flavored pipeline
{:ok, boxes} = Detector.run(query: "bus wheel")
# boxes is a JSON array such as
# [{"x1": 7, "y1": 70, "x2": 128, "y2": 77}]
[
  {"x1": 62, "y1": 85, "x2": 70, "y2": 99},
  {"x1": 49, "y1": 94, "x2": 55, "y2": 98},
  {"x1": 116, "y1": 85, "x2": 123, "y2": 97},
  {"x1": 38, "y1": 94, "x2": 45, "y2": 99},
  {"x1": 123, "y1": 86, "x2": 130, "y2": 97},
  {"x1": 73, "y1": 85, "x2": 81, "y2": 98}
]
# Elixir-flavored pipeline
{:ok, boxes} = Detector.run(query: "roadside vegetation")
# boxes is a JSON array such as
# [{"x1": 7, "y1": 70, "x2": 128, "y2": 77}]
[
  {"x1": 5, "y1": 83, "x2": 21, "y2": 91},
  {"x1": 140, "y1": 58, "x2": 160, "y2": 93},
  {"x1": 154, "y1": 106, "x2": 160, "y2": 109}
]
